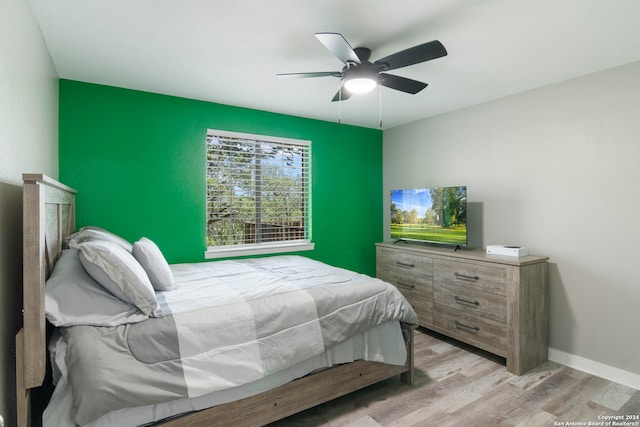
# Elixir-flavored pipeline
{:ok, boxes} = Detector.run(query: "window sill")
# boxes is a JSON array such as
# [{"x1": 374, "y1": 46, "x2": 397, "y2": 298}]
[{"x1": 204, "y1": 241, "x2": 315, "y2": 259}]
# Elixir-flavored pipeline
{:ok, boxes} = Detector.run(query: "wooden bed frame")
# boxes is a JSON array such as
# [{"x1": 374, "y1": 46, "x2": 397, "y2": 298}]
[{"x1": 16, "y1": 173, "x2": 415, "y2": 427}]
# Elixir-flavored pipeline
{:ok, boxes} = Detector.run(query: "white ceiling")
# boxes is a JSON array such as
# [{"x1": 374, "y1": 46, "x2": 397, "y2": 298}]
[{"x1": 29, "y1": 0, "x2": 640, "y2": 129}]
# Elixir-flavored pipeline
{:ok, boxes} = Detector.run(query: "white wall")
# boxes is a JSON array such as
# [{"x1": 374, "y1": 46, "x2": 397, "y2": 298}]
[
  {"x1": 0, "y1": 0, "x2": 58, "y2": 423},
  {"x1": 384, "y1": 60, "x2": 640, "y2": 388}
]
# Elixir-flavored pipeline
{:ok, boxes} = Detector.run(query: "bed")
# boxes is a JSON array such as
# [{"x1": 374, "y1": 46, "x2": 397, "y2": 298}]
[{"x1": 16, "y1": 174, "x2": 418, "y2": 427}]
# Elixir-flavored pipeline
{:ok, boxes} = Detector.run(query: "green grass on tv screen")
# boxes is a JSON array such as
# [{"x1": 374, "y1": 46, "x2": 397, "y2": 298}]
[{"x1": 390, "y1": 224, "x2": 467, "y2": 244}]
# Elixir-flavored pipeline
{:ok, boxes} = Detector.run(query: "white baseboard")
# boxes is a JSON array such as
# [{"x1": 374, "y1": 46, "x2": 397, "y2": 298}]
[{"x1": 548, "y1": 347, "x2": 640, "y2": 390}]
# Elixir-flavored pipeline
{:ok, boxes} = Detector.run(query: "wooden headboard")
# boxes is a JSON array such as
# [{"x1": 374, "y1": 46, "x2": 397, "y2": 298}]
[{"x1": 16, "y1": 174, "x2": 77, "y2": 427}]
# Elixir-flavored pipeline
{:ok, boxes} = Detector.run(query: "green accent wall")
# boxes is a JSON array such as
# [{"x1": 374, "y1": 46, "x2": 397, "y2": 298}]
[{"x1": 59, "y1": 80, "x2": 383, "y2": 275}]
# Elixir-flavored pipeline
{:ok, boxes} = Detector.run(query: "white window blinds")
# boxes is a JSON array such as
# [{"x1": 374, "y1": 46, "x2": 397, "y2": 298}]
[{"x1": 206, "y1": 129, "x2": 312, "y2": 251}]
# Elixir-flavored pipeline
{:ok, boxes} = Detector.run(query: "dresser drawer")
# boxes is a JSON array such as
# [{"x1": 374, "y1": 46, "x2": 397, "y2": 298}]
[
  {"x1": 433, "y1": 259, "x2": 507, "y2": 296},
  {"x1": 381, "y1": 269, "x2": 433, "y2": 300},
  {"x1": 379, "y1": 249, "x2": 433, "y2": 281},
  {"x1": 434, "y1": 283, "x2": 506, "y2": 323},
  {"x1": 434, "y1": 305, "x2": 507, "y2": 350}
]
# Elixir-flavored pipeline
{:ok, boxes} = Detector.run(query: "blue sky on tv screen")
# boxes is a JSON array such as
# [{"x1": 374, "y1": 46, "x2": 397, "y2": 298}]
[{"x1": 390, "y1": 188, "x2": 432, "y2": 218}]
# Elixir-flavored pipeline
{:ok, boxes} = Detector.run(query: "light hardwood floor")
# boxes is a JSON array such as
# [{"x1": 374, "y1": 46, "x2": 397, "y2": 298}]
[{"x1": 270, "y1": 328, "x2": 640, "y2": 427}]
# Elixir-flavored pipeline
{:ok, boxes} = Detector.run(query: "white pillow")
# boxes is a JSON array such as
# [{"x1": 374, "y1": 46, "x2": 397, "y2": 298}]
[
  {"x1": 45, "y1": 249, "x2": 149, "y2": 327},
  {"x1": 132, "y1": 237, "x2": 175, "y2": 292},
  {"x1": 77, "y1": 240, "x2": 163, "y2": 317},
  {"x1": 67, "y1": 226, "x2": 133, "y2": 252}
]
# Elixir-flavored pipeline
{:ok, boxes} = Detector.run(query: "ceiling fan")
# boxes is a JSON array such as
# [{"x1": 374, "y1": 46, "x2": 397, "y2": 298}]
[{"x1": 277, "y1": 32, "x2": 448, "y2": 101}]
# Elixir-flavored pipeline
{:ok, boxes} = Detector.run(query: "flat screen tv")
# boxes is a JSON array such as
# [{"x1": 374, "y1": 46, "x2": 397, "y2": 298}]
[{"x1": 390, "y1": 186, "x2": 467, "y2": 247}]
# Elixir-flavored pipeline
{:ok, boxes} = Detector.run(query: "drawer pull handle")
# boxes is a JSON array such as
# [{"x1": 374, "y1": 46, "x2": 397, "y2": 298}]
[
  {"x1": 455, "y1": 320, "x2": 480, "y2": 333},
  {"x1": 454, "y1": 296, "x2": 480, "y2": 307},
  {"x1": 397, "y1": 282, "x2": 416, "y2": 290},
  {"x1": 454, "y1": 272, "x2": 480, "y2": 281},
  {"x1": 396, "y1": 261, "x2": 415, "y2": 269}
]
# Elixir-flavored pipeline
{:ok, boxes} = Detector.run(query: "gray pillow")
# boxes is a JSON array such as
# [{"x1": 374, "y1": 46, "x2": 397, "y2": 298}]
[
  {"x1": 77, "y1": 240, "x2": 163, "y2": 317},
  {"x1": 45, "y1": 249, "x2": 149, "y2": 327},
  {"x1": 132, "y1": 237, "x2": 175, "y2": 292},
  {"x1": 67, "y1": 226, "x2": 133, "y2": 252}
]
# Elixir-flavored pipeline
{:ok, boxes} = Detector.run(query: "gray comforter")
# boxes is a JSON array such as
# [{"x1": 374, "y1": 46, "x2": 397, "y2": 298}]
[{"x1": 62, "y1": 256, "x2": 417, "y2": 425}]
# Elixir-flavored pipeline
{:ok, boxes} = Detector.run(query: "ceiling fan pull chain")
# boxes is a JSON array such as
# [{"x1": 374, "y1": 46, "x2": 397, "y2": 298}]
[
  {"x1": 339, "y1": 86, "x2": 342, "y2": 124},
  {"x1": 379, "y1": 83, "x2": 383, "y2": 128}
]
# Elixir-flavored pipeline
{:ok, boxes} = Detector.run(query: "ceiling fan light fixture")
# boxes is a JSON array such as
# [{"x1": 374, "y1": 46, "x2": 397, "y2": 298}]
[
  {"x1": 344, "y1": 77, "x2": 377, "y2": 94},
  {"x1": 279, "y1": 33, "x2": 447, "y2": 103}
]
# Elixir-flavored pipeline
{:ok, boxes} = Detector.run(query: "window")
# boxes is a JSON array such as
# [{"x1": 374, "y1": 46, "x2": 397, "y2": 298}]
[{"x1": 205, "y1": 129, "x2": 313, "y2": 258}]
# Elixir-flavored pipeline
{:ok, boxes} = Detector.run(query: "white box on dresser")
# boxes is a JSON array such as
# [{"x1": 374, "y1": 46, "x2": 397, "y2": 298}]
[
  {"x1": 376, "y1": 242, "x2": 549, "y2": 375},
  {"x1": 486, "y1": 244, "x2": 529, "y2": 257}
]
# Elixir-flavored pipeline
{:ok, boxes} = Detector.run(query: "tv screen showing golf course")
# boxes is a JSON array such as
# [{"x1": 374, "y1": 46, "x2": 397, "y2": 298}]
[{"x1": 390, "y1": 186, "x2": 467, "y2": 246}]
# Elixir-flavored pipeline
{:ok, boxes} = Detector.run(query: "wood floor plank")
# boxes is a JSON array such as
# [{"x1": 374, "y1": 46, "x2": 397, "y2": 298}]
[
  {"x1": 513, "y1": 410, "x2": 557, "y2": 427},
  {"x1": 508, "y1": 360, "x2": 565, "y2": 390},
  {"x1": 619, "y1": 391, "x2": 640, "y2": 415},
  {"x1": 559, "y1": 400, "x2": 616, "y2": 424},
  {"x1": 269, "y1": 329, "x2": 640, "y2": 427},
  {"x1": 445, "y1": 367, "x2": 513, "y2": 413},
  {"x1": 591, "y1": 381, "x2": 638, "y2": 411},
  {"x1": 499, "y1": 369, "x2": 590, "y2": 425},
  {"x1": 542, "y1": 373, "x2": 606, "y2": 417}
]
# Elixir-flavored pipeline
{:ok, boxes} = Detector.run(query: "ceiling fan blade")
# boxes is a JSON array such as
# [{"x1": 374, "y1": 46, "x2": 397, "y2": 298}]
[
  {"x1": 380, "y1": 73, "x2": 428, "y2": 94},
  {"x1": 276, "y1": 71, "x2": 342, "y2": 78},
  {"x1": 331, "y1": 86, "x2": 352, "y2": 102},
  {"x1": 374, "y1": 40, "x2": 447, "y2": 71},
  {"x1": 315, "y1": 32, "x2": 361, "y2": 64}
]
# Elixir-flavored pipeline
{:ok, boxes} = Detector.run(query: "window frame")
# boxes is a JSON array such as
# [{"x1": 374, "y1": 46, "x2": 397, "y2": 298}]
[{"x1": 204, "y1": 129, "x2": 314, "y2": 259}]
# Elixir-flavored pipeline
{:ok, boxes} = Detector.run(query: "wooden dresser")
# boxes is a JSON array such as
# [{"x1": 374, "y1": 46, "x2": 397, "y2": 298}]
[{"x1": 376, "y1": 242, "x2": 549, "y2": 375}]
